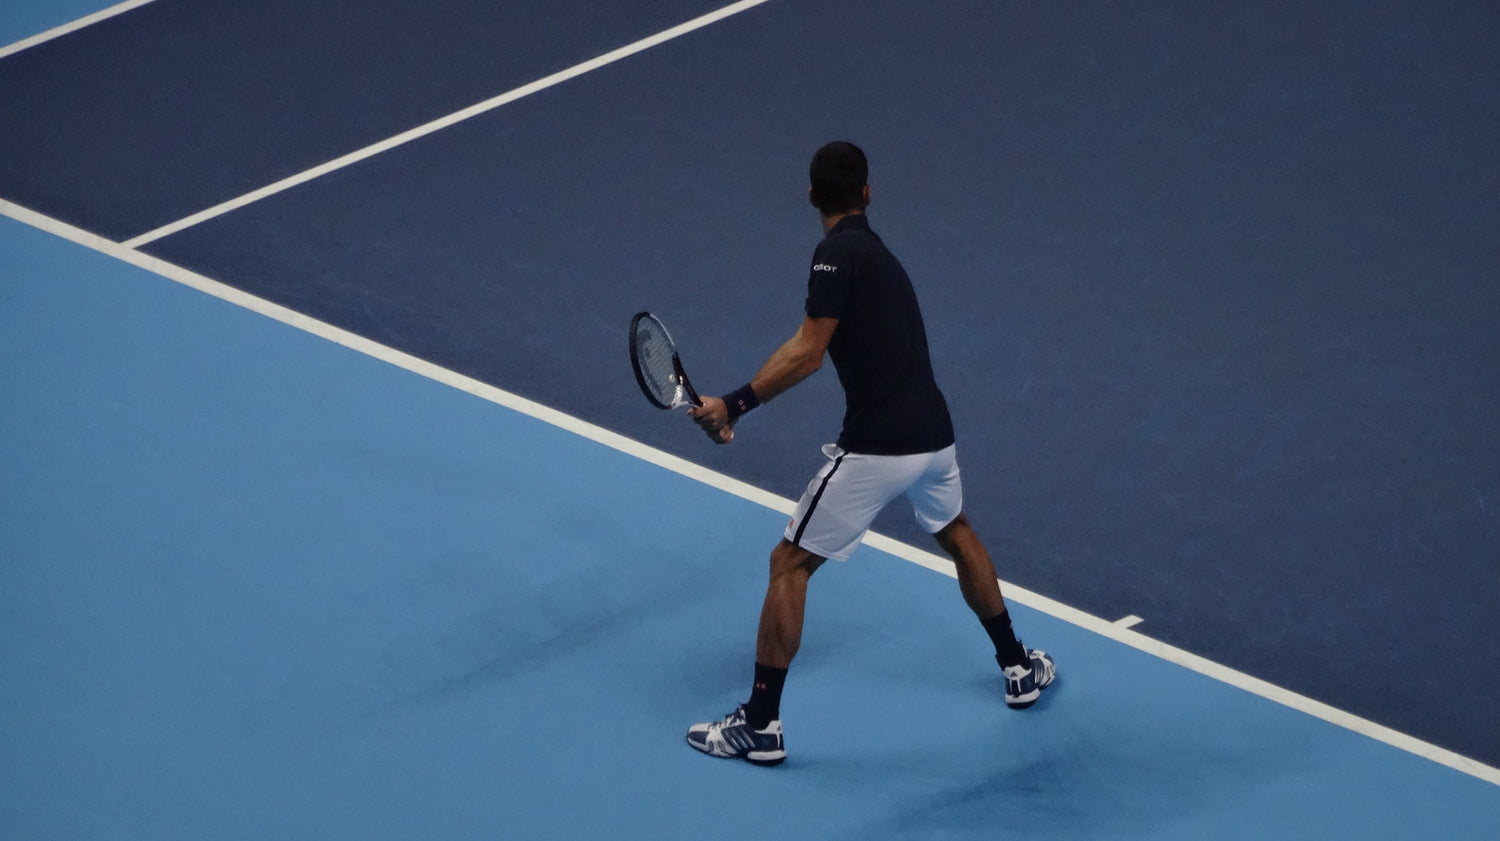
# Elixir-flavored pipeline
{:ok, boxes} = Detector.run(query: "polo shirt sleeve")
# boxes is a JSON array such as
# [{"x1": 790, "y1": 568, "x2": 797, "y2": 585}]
[{"x1": 804, "y1": 236, "x2": 852, "y2": 319}]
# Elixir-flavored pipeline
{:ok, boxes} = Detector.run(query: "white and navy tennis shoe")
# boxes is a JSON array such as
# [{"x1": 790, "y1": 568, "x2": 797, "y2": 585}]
[
  {"x1": 686, "y1": 705, "x2": 786, "y2": 766},
  {"x1": 1002, "y1": 648, "x2": 1056, "y2": 709}
]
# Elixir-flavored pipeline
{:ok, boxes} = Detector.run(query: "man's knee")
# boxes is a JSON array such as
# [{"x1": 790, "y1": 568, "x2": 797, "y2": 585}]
[
  {"x1": 934, "y1": 511, "x2": 971, "y2": 550},
  {"x1": 769, "y1": 539, "x2": 824, "y2": 580}
]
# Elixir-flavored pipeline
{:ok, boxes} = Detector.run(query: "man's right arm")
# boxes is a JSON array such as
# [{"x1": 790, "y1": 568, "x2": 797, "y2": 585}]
[
  {"x1": 749, "y1": 315, "x2": 838, "y2": 404},
  {"x1": 688, "y1": 316, "x2": 838, "y2": 442}
]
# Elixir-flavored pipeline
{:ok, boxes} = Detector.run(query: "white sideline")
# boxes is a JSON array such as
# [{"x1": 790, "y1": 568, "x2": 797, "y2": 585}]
[
  {"x1": 0, "y1": 0, "x2": 160, "y2": 60},
  {"x1": 3, "y1": 194, "x2": 1497, "y2": 789}
]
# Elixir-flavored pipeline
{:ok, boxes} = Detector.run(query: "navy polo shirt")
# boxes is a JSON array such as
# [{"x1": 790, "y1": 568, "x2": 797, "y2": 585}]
[{"x1": 805, "y1": 214, "x2": 955, "y2": 455}]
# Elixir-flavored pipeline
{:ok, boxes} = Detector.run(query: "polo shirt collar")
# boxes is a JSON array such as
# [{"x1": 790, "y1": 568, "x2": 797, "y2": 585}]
[{"x1": 828, "y1": 213, "x2": 870, "y2": 236}]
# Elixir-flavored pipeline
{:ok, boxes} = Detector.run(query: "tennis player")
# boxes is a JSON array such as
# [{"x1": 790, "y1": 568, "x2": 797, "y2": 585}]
[{"x1": 684, "y1": 141, "x2": 1055, "y2": 766}]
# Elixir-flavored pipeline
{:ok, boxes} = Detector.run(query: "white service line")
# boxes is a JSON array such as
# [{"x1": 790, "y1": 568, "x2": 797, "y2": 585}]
[
  {"x1": 0, "y1": 0, "x2": 160, "y2": 60},
  {"x1": 119, "y1": 0, "x2": 776, "y2": 249},
  {"x1": 4, "y1": 194, "x2": 1498, "y2": 789}
]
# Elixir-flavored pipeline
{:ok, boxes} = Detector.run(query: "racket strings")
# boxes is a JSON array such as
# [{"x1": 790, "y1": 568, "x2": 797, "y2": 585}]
[{"x1": 634, "y1": 322, "x2": 685, "y2": 405}]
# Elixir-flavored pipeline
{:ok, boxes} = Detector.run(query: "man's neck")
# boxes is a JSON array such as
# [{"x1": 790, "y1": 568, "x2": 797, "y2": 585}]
[{"x1": 821, "y1": 209, "x2": 865, "y2": 233}]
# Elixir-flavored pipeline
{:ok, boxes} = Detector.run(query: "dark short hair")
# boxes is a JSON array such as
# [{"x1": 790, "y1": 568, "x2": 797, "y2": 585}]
[{"x1": 809, "y1": 141, "x2": 868, "y2": 215}]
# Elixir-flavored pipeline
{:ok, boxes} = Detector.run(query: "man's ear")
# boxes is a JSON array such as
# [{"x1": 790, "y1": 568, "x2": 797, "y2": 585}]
[
  {"x1": 862, "y1": 184, "x2": 871, "y2": 206},
  {"x1": 808, "y1": 186, "x2": 819, "y2": 209}
]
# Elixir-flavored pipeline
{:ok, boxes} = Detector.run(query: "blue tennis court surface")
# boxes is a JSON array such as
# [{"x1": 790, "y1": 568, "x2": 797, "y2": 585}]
[
  {"x1": 5, "y1": 211, "x2": 1498, "y2": 840},
  {"x1": 3, "y1": 0, "x2": 1499, "y2": 836}
]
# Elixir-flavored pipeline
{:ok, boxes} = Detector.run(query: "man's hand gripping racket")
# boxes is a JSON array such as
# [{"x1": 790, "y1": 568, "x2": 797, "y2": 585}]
[{"x1": 629, "y1": 311, "x2": 734, "y2": 444}]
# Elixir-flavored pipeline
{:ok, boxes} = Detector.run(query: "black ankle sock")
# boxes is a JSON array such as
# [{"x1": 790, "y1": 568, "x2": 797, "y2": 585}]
[
  {"x1": 745, "y1": 662, "x2": 788, "y2": 728},
  {"x1": 981, "y1": 610, "x2": 1029, "y2": 669}
]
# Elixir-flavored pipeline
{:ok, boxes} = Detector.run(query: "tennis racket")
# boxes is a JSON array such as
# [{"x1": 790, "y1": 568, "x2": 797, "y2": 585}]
[{"x1": 629, "y1": 311, "x2": 703, "y2": 410}]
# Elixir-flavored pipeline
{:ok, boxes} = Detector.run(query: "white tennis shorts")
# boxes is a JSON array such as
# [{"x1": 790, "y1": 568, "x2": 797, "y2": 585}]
[{"x1": 784, "y1": 443, "x2": 963, "y2": 561}]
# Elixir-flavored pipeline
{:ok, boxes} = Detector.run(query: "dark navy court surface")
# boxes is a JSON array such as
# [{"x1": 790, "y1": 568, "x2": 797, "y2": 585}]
[{"x1": 3, "y1": 0, "x2": 1498, "y2": 834}]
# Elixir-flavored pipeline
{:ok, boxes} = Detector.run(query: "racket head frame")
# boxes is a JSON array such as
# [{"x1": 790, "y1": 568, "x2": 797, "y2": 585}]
[{"x1": 629, "y1": 311, "x2": 702, "y2": 410}]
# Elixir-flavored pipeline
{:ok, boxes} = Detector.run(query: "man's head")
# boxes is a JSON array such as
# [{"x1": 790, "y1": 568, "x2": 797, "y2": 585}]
[{"x1": 808, "y1": 141, "x2": 870, "y2": 217}]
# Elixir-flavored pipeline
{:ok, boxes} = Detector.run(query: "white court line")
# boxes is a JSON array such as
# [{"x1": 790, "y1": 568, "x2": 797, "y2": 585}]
[
  {"x1": 119, "y1": 0, "x2": 776, "y2": 249},
  {"x1": 4, "y1": 195, "x2": 1498, "y2": 789},
  {"x1": 0, "y1": 0, "x2": 160, "y2": 60}
]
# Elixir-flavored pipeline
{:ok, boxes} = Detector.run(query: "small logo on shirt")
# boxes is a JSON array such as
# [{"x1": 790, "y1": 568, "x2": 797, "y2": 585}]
[{"x1": 812, "y1": 263, "x2": 838, "y2": 272}]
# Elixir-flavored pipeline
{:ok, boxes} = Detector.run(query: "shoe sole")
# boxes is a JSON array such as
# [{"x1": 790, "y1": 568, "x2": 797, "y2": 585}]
[
  {"x1": 686, "y1": 736, "x2": 786, "y2": 767},
  {"x1": 1006, "y1": 690, "x2": 1041, "y2": 709}
]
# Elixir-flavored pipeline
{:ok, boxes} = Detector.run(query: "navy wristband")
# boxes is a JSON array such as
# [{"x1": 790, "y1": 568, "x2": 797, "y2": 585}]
[{"x1": 723, "y1": 383, "x2": 760, "y2": 421}]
